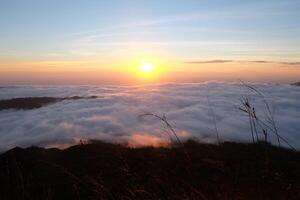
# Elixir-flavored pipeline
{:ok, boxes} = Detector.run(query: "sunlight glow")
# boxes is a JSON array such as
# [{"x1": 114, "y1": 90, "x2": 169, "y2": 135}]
[{"x1": 140, "y1": 63, "x2": 155, "y2": 73}]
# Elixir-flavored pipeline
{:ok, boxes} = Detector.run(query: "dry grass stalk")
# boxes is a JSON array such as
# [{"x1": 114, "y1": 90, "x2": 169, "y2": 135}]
[
  {"x1": 239, "y1": 83, "x2": 295, "y2": 150},
  {"x1": 139, "y1": 113, "x2": 191, "y2": 162}
]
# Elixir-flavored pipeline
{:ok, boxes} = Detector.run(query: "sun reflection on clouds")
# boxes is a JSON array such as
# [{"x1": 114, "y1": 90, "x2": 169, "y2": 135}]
[{"x1": 127, "y1": 133, "x2": 169, "y2": 148}]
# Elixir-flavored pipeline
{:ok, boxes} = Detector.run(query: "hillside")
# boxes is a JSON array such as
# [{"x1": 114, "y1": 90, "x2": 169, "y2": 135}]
[
  {"x1": 292, "y1": 82, "x2": 300, "y2": 86},
  {"x1": 0, "y1": 141, "x2": 299, "y2": 200},
  {"x1": 0, "y1": 96, "x2": 98, "y2": 110}
]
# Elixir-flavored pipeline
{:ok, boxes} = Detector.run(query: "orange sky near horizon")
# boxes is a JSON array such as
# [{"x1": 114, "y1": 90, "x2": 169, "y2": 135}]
[{"x1": 1, "y1": 59, "x2": 300, "y2": 85}]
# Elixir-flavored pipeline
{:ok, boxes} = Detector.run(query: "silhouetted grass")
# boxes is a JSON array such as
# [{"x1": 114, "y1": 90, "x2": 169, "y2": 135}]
[
  {"x1": 0, "y1": 140, "x2": 299, "y2": 200},
  {"x1": 238, "y1": 83, "x2": 296, "y2": 150}
]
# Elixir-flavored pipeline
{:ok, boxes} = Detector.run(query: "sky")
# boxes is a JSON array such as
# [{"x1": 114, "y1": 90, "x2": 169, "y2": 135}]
[{"x1": 0, "y1": 0, "x2": 300, "y2": 85}]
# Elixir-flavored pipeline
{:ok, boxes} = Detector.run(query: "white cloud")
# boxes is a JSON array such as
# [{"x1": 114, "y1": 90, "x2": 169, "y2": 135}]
[{"x1": 0, "y1": 82, "x2": 299, "y2": 151}]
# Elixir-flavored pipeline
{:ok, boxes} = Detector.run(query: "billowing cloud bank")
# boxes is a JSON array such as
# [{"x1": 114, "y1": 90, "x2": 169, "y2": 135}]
[{"x1": 0, "y1": 82, "x2": 299, "y2": 151}]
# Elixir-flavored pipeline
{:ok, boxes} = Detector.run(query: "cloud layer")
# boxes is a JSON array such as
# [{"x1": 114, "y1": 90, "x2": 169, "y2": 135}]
[{"x1": 0, "y1": 82, "x2": 299, "y2": 151}]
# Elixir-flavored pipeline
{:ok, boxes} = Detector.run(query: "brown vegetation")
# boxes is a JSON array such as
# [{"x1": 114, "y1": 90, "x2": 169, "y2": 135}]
[{"x1": 0, "y1": 140, "x2": 299, "y2": 200}]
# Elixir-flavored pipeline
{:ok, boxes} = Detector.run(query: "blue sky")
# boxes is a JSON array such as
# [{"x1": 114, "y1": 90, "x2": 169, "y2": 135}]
[{"x1": 0, "y1": 0, "x2": 300, "y2": 84}]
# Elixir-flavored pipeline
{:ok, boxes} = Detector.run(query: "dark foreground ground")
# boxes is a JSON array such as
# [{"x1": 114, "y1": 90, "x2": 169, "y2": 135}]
[{"x1": 0, "y1": 140, "x2": 299, "y2": 200}]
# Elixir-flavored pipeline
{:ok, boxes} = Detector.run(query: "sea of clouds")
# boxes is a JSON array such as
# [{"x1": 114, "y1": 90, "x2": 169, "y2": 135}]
[{"x1": 0, "y1": 82, "x2": 299, "y2": 151}]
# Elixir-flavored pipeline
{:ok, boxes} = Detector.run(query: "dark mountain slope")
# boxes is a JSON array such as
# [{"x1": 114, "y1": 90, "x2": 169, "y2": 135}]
[
  {"x1": 0, "y1": 96, "x2": 98, "y2": 110},
  {"x1": 0, "y1": 141, "x2": 299, "y2": 200},
  {"x1": 292, "y1": 82, "x2": 300, "y2": 86}
]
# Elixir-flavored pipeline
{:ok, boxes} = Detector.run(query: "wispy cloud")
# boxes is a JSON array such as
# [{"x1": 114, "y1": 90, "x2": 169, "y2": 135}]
[
  {"x1": 71, "y1": 41, "x2": 248, "y2": 48},
  {"x1": 185, "y1": 60, "x2": 233, "y2": 64},
  {"x1": 68, "y1": 3, "x2": 298, "y2": 38},
  {"x1": 280, "y1": 62, "x2": 300, "y2": 65},
  {"x1": 185, "y1": 60, "x2": 300, "y2": 66},
  {"x1": 68, "y1": 12, "x2": 216, "y2": 37}
]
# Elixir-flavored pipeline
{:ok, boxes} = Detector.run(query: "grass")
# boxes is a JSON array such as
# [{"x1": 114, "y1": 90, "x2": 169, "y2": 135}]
[
  {"x1": 238, "y1": 83, "x2": 296, "y2": 150},
  {"x1": 0, "y1": 140, "x2": 299, "y2": 200}
]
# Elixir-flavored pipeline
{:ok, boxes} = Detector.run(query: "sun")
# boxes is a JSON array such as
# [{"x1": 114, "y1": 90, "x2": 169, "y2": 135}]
[
  {"x1": 140, "y1": 63, "x2": 155, "y2": 73},
  {"x1": 131, "y1": 60, "x2": 163, "y2": 81}
]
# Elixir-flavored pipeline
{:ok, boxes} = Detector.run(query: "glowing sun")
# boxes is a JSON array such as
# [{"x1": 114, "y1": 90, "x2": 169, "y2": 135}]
[{"x1": 140, "y1": 63, "x2": 155, "y2": 73}]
